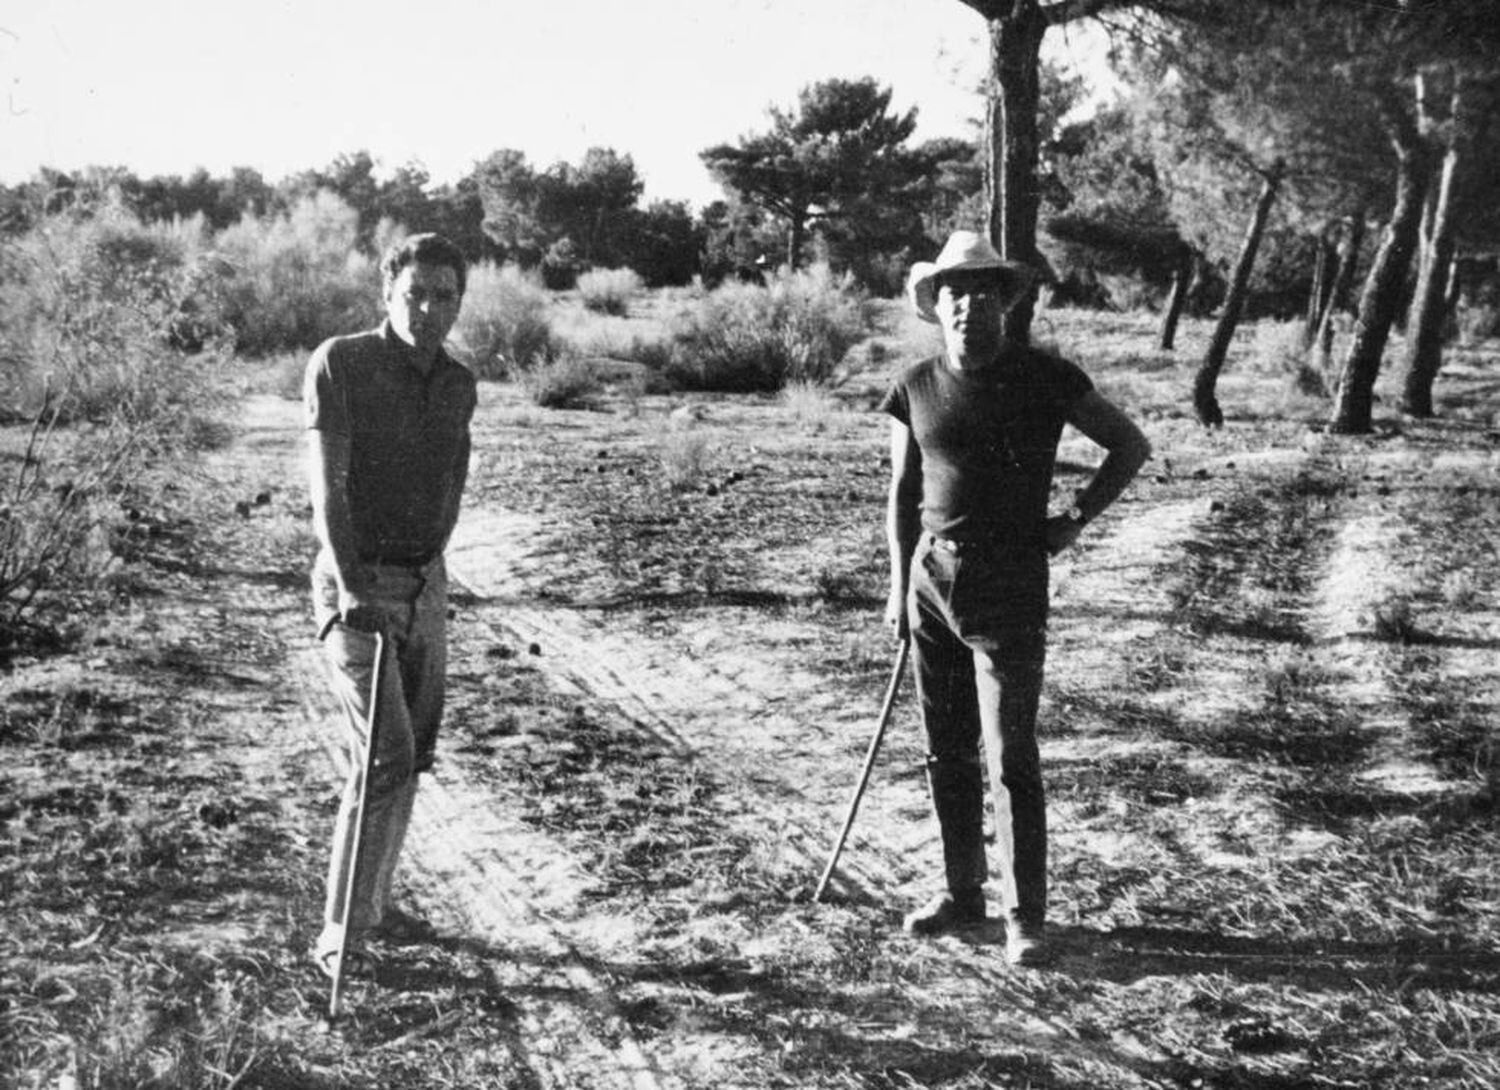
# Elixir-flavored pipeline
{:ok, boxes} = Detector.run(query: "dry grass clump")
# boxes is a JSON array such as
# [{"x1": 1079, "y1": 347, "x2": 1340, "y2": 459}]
[
  {"x1": 213, "y1": 192, "x2": 383, "y2": 356},
  {"x1": 518, "y1": 354, "x2": 604, "y2": 410},
  {"x1": 659, "y1": 430, "x2": 713, "y2": 490},
  {"x1": 451, "y1": 262, "x2": 555, "y2": 378},
  {"x1": 576, "y1": 267, "x2": 644, "y2": 316},
  {"x1": 663, "y1": 264, "x2": 875, "y2": 392},
  {"x1": 0, "y1": 207, "x2": 234, "y2": 653},
  {"x1": 780, "y1": 379, "x2": 844, "y2": 428}
]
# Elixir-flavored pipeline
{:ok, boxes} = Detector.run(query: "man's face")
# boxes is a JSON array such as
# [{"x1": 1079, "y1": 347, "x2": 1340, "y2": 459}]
[
  {"x1": 385, "y1": 262, "x2": 462, "y2": 355},
  {"x1": 934, "y1": 269, "x2": 1010, "y2": 363}
]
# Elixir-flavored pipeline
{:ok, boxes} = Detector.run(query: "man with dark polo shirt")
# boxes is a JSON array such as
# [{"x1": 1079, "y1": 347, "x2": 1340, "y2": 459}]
[
  {"x1": 304, "y1": 232, "x2": 476, "y2": 973},
  {"x1": 881, "y1": 230, "x2": 1151, "y2": 966}
]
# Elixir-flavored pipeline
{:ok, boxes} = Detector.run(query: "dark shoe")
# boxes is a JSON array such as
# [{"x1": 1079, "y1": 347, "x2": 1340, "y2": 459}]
[
  {"x1": 1005, "y1": 919, "x2": 1050, "y2": 967},
  {"x1": 903, "y1": 889, "x2": 987, "y2": 935},
  {"x1": 373, "y1": 906, "x2": 439, "y2": 944}
]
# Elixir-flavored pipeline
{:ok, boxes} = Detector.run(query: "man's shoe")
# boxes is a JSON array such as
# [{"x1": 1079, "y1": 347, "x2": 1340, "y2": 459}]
[
  {"x1": 1005, "y1": 919, "x2": 1049, "y2": 967},
  {"x1": 903, "y1": 889, "x2": 987, "y2": 935},
  {"x1": 373, "y1": 906, "x2": 439, "y2": 945}
]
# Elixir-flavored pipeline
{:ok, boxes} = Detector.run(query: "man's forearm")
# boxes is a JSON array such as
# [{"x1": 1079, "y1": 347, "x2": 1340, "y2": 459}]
[
  {"x1": 308, "y1": 433, "x2": 369, "y2": 603},
  {"x1": 1075, "y1": 439, "x2": 1151, "y2": 524},
  {"x1": 435, "y1": 436, "x2": 471, "y2": 556},
  {"x1": 886, "y1": 501, "x2": 921, "y2": 591}
]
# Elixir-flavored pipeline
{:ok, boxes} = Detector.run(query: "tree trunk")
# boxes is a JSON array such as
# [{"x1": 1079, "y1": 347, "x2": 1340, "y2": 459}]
[
  {"x1": 1313, "y1": 210, "x2": 1366, "y2": 375},
  {"x1": 787, "y1": 213, "x2": 806, "y2": 271},
  {"x1": 1399, "y1": 149, "x2": 1459, "y2": 417},
  {"x1": 1402, "y1": 74, "x2": 1486, "y2": 418},
  {"x1": 1304, "y1": 232, "x2": 1335, "y2": 347},
  {"x1": 1193, "y1": 161, "x2": 1285, "y2": 428},
  {"x1": 984, "y1": 4, "x2": 1048, "y2": 344},
  {"x1": 1330, "y1": 86, "x2": 1431, "y2": 435},
  {"x1": 1159, "y1": 247, "x2": 1195, "y2": 351}
]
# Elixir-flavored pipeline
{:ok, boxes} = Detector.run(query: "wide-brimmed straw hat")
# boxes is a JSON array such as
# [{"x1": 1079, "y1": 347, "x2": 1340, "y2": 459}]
[{"x1": 907, "y1": 230, "x2": 1040, "y2": 323}]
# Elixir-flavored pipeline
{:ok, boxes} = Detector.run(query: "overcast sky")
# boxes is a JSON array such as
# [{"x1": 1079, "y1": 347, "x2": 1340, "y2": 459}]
[{"x1": 0, "y1": 0, "x2": 1110, "y2": 208}]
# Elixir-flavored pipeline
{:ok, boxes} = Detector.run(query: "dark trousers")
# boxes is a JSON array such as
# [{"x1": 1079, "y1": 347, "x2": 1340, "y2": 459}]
[{"x1": 908, "y1": 533, "x2": 1048, "y2": 927}]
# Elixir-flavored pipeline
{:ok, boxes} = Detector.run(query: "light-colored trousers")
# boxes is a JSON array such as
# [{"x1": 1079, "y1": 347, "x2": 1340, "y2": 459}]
[{"x1": 312, "y1": 556, "x2": 448, "y2": 930}]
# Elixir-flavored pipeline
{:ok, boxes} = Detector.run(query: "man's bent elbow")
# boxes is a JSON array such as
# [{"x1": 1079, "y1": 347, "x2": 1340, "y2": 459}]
[{"x1": 1132, "y1": 433, "x2": 1153, "y2": 470}]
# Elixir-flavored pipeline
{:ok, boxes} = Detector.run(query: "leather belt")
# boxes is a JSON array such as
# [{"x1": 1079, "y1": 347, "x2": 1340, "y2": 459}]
[{"x1": 365, "y1": 555, "x2": 436, "y2": 569}]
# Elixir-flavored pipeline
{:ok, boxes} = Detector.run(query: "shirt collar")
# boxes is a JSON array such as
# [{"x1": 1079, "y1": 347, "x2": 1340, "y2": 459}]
[{"x1": 379, "y1": 319, "x2": 454, "y2": 375}]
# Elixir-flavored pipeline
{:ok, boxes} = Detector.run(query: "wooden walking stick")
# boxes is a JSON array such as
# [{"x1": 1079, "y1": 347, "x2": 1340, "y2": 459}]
[
  {"x1": 812, "y1": 638, "x2": 910, "y2": 902},
  {"x1": 328, "y1": 629, "x2": 385, "y2": 1022}
]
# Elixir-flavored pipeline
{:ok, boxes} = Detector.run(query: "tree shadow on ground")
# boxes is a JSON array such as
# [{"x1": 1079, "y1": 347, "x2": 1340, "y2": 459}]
[
  {"x1": 1051, "y1": 923, "x2": 1500, "y2": 994},
  {"x1": 1274, "y1": 779, "x2": 1496, "y2": 832},
  {"x1": 605, "y1": 952, "x2": 1156, "y2": 1089}
]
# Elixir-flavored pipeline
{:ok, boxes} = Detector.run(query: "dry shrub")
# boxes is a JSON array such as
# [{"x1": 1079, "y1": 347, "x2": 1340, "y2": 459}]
[
  {"x1": 1250, "y1": 318, "x2": 1330, "y2": 401},
  {"x1": 452, "y1": 262, "x2": 554, "y2": 378},
  {"x1": 780, "y1": 379, "x2": 842, "y2": 428},
  {"x1": 577, "y1": 267, "x2": 644, "y2": 316},
  {"x1": 212, "y1": 191, "x2": 382, "y2": 355},
  {"x1": 1455, "y1": 299, "x2": 1498, "y2": 344},
  {"x1": 0, "y1": 202, "x2": 229, "y2": 426},
  {"x1": 659, "y1": 430, "x2": 712, "y2": 489},
  {"x1": 0, "y1": 204, "x2": 230, "y2": 650},
  {"x1": 664, "y1": 264, "x2": 874, "y2": 392},
  {"x1": 520, "y1": 355, "x2": 604, "y2": 409}
]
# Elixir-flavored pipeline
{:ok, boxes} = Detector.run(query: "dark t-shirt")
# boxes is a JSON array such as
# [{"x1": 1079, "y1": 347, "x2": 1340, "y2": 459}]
[
  {"x1": 879, "y1": 345, "x2": 1093, "y2": 546},
  {"x1": 304, "y1": 321, "x2": 477, "y2": 564}
]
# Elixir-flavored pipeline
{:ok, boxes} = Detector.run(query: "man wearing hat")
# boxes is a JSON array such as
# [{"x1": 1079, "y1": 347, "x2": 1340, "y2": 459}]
[{"x1": 880, "y1": 230, "x2": 1151, "y2": 965}]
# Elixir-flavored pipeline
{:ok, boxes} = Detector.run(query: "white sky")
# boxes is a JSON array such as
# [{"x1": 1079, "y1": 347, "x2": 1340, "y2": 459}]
[{"x1": 0, "y1": 0, "x2": 1110, "y2": 208}]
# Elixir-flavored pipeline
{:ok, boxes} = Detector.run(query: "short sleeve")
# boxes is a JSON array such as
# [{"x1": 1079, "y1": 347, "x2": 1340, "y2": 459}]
[
  {"x1": 303, "y1": 339, "x2": 349, "y2": 434},
  {"x1": 877, "y1": 382, "x2": 911, "y2": 427},
  {"x1": 1036, "y1": 351, "x2": 1093, "y2": 412}
]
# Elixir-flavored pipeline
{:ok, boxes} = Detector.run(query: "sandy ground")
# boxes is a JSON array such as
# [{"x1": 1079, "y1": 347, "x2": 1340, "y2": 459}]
[
  {"x1": 9, "y1": 357, "x2": 1494, "y2": 1089},
  {"x1": 209, "y1": 378, "x2": 1496, "y2": 1088}
]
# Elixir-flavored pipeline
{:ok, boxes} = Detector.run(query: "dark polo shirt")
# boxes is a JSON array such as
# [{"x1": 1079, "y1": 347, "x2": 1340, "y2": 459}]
[
  {"x1": 880, "y1": 345, "x2": 1092, "y2": 548},
  {"x1": 304, "y1": 321, "x2": 477, "y2": 565}
]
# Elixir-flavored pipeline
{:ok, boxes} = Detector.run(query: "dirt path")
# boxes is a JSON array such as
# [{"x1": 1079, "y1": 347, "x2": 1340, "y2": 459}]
[
  {"x1": 247, "y1": 387, "x2": 1187, "y2": 1086},
  {"x1": 199, "y1": 383, "x2": 1499, "y2": 1088}
]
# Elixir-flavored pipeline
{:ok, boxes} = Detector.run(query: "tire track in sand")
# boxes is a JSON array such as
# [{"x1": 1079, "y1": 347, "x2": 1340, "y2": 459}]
[
  {"x1": 290, "y1": 640, "x2": 670, "y2": 1090},
  {"x1": 445, "y1": 510, "x2": 927, "y2": 905}
]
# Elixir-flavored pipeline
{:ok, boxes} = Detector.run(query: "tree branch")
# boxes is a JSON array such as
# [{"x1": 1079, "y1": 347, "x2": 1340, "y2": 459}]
[
  {"x1": 954, "y1": 0, "x2": 1129, "y2": 23},
  {"x1": 1041, "y1": 0, "x2": 1132, "y2": 27}
]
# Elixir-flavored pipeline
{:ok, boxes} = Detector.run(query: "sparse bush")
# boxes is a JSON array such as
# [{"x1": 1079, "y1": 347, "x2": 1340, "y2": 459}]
[
  {"x1": 1249, "y1": 318, "x2": 1330, "y2": 401},
  {"x1": 213, "y1": 191, "x2": 382, "y2": 356},
  {"x1": 660, "y1": 430, "x2": 711, "y2": 489},
  {"x1": 664, "y1": 264, "x2": 874, "y2": 392},
  {"x1": 268, "y1": 351, "x2": 308, "y2": 400},
  {"x1": 577, "y1": 267, "x2": 644, "y2": 316},
  {"x1": 541, "y1": 237, "x2": 583, "y2": 290},
  {"x1": 0, "y1": 205, "x2": 230, "y2": 649},
  {"x1": 453, "y1": 262, "x2": 554, "y2": 378},
  {"x1": 521, "y1": 355, "x2": 603, "y2": 409},
  {"x1": 0, "y1": 202, "x2": 229, "y2": 426},
  {"x1": 612, "y1": 334, "x2": 674, "y2": 373},
  {"x1": 1455, "y1": 300, "x2": 1498, "y2": 344},
  {"x1": 1440, "y1": 570, "x2": 1479, "y2": 608},
  {"x1": 1371, "y1": 594, "x2": 1425, "y2": 644},
  {"x1": 781, "y1": 379, "x2": 841, "y2": 427},
  {"x1": 1097, "y1": 272, "x2": 1165, "y2": 312}
]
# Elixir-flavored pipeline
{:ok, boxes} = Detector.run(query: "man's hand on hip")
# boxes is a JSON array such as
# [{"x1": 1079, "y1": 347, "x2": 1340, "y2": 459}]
[{"x1": 1044, "y1": 514, "x2": 1086, "y2": 556}]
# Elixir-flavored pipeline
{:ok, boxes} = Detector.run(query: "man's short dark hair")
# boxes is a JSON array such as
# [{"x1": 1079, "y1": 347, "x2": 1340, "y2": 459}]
[{"x1": 382, "y1": 233, "x2": 468, "y2": 297}]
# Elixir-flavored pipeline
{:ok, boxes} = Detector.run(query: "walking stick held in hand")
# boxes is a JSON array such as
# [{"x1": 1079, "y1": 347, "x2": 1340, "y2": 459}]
[
  {"x1": 813, "y1": 638, "x2": 910, "y2": 902},
  {"x1": 328, "y1": 628, "x2": 385, "y2": 1023}
]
